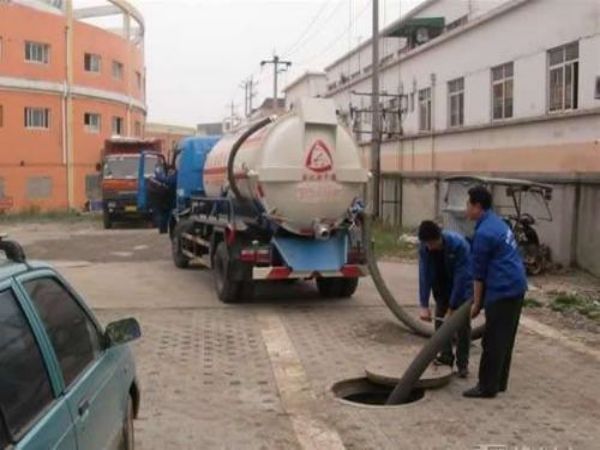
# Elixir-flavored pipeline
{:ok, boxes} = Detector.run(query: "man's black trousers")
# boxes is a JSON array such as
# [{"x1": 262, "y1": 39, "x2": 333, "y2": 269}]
[
  {"x1": 433, "y1": 293, "x2": 471, "y2": 370},
  {"x1": 479, "y1": 296, "x2": 524, "y2": 394}
]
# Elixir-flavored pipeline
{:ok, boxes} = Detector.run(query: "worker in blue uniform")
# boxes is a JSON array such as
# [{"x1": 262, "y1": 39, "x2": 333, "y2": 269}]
[
  {"x1": 463, "y1": 186, "x2": 528, "y2": 398},
  {"x1": 418, "y1": 220, "x2": 473, "y2": 378},
  {"x1": 149, "y1": 163, "x2": 176, "y2": 234}
]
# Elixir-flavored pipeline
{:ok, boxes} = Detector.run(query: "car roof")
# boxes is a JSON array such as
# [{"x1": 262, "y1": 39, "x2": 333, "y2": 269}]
[{"x1": 0, "y1": 260, "x2": 54, "y2": 283}]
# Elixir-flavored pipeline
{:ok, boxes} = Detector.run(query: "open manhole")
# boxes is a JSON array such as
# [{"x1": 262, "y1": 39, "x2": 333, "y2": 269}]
[{"x1": 332, "y1": 377, "x2": 425, "y2": 406}]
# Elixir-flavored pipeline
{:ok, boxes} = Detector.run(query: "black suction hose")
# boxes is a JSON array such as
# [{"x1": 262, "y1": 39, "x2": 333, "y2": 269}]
[
  {"x1": 360, "y1": 212, "x2": 484, "y2": 340},
  {"x1": 386, "y1": 299, "x2": 472, "y2": 405},
  {"x1": 227, "y1": 116, "x2": 276, "y2": 201}
]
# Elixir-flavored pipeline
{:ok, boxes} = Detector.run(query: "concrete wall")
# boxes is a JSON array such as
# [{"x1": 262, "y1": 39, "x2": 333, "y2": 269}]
[
  {"x1": 576, "y1": 186, "x2": 600, "y2": 277},
  {"x1": 402, "y1": 178, "x2": 438, "y2": 229},
  {"x1": 383, "y1": 175, "x2": 599, "y2": 272}
]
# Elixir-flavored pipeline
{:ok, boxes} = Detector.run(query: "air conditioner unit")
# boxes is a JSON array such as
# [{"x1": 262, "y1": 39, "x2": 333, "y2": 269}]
[{"x1": 415, "y1": 27, "x2": 430, "y2": 44}]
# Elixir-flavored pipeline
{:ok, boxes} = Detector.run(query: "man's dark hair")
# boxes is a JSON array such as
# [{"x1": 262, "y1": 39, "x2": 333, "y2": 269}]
[
  {"x1": 418, "y1": 220, "x2": 442, "y2": 242},
  {"x1": 468, "y1": 185, "x2": 493, "y2": 210}
]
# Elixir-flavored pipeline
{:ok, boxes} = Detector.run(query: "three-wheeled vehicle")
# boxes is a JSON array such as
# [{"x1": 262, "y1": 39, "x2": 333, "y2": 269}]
[{"x1": 443, "y1": 176, "x2": 554, "y2": 275}]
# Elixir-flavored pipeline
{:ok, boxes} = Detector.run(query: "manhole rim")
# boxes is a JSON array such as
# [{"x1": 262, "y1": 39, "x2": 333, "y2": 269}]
[{"x1": 328, "y1": 376, "x2": 431, "y2": 409}]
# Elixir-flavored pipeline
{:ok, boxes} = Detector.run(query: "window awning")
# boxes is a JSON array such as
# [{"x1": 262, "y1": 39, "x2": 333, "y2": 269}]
[{"x1": 385, "y1": 17, "x2": 446, "y2": 38}]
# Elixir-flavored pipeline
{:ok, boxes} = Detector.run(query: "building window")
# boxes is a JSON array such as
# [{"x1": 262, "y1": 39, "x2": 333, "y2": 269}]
[
  {"x1": 112, "y1": 116, "x2": 123, "y2": 136},
  {"x1": 26, "y1": 177, "x2": 52, "y2": 199},
  {"x1": 134, "y1": 120, "x2": 142, "y2": 136},
  {"x1": 418, "y1": 88, "x2": 431, "y2": 131},
  {"x1": 84, "y1": 113, "x2": 101, "y2": 133},
  {"x1": 548, "y1": 42, "x2": 579, "y2": 112},
  {"x1": 24, "y1": 108, "x2": 50, "y2": 129},
  {"x1": 84, "y1": 53, "x2": 101, "y2": 73},
  {"x1": 135, "y1": 71, "x2": 142, "y2": 89},
  {"x1": 448, "y1": 77, "x2": 464, "y2": 128},
  {"x1": 492, "y1": 62, "x2": 514, "y2": 120},
  {"x1": 112, "y1": 60, "x2": 124, "y2": 80},
  {"x1": 25, "y1": 41, "x2": 50, "y2": 64}
]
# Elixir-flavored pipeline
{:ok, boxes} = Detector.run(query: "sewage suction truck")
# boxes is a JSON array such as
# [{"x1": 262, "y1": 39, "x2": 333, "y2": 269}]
[{"x1": 138, "y1": 98, "x2": 370, "y2": 303}]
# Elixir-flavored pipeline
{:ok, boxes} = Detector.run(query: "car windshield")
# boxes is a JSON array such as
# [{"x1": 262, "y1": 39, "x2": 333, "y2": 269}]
[{"x1": 103, "y1": 155, "x2": 159, "y2": 179}]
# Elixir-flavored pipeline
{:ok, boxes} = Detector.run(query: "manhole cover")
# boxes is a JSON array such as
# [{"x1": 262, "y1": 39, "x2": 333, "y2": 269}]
[
  {"x1": 365, "y1": 360, "x2": 453, "y2": 389},
  {"x1": 332, "y1": 377, "x2": 424, "y2": 407}
]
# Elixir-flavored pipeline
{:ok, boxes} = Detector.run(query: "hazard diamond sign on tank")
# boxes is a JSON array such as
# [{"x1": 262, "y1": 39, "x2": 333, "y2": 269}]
[{"x1": 305, "y1": 140, "x2": 333, "y2": 173}]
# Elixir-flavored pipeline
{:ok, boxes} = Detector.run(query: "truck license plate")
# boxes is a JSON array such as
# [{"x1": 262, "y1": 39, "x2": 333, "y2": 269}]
[{"x1": 125, "y1": 205, "x2": 137, "y2": 212}]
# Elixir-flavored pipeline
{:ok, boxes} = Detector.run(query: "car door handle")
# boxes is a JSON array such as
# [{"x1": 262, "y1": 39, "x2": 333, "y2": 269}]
[{"x1": 78, "y1": 399, "x2": 90, "y2": 416}]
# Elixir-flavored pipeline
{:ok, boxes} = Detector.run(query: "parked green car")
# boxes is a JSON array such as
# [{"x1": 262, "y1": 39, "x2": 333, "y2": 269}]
[{"x1": 0, "y1": 238, "x2": 141, "y2": 450}]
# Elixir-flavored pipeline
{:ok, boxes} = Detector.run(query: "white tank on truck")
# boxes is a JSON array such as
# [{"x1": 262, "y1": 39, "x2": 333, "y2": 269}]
[
  {"x1": 144, "y1": 98, "x2": 371, "y2": 303},
  {"x1": 203, "y1": 98, "x2": 369, "y2": 237}
]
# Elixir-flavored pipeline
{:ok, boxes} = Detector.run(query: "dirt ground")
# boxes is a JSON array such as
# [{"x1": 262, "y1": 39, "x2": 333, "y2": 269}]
[{"x1": 4, "y1": 220, "x2": 600, "y2": 449}]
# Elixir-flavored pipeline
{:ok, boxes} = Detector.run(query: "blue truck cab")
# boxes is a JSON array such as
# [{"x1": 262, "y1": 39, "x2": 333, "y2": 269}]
[
  {"x1": 0, "y1": 238, "x2": 141, "y2": 450},
  {"x1": 137, "y1": 136, "x2": 221, "y2": 234}
]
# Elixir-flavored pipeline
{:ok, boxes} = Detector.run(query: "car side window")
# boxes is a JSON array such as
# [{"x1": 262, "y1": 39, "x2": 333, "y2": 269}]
[
  {"x1": 0, "y1": 288, "x2": 54, "y2": 443},
  {"x1": 24, "y1": 277, "x2": 102, "y2": 388}
]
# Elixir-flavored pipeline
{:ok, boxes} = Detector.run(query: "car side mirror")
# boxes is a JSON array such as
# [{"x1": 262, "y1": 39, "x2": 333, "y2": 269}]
[
  {"x1": 105, "y1": 318, "x2": 141, "y2": 347},
  {"x1": 95, "y1": 163, "x2": 102, "y2": 172}
]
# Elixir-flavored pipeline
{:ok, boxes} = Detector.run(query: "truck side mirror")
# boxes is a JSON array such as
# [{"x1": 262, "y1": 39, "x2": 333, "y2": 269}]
[{"x1": 105, "y1": 318, "x2": 141, "y2": 347}]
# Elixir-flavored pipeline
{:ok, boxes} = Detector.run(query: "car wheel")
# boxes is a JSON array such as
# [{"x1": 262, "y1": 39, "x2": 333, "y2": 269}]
[{"x1": 120, "y1": 396, "x2": 134, "y2": 450}]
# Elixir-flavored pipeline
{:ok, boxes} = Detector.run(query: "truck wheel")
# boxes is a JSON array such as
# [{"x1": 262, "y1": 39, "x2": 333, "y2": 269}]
[
  {"x1": 238, "y1": 281, "x2": 255, "y2": 301},
  {"x1": 316, "y1": 277, "x2": 358, "y2": 299},
  {"x1": 338, "y1": 278, "x2": 359, "y2": 298},
  {"x1": 103, "y1": 210, "x2": 113, "y2": 229},
  {"x1": 171, "y1": 222, "x2": 191, "y2": 269},
  {"x1": 214, "y1": 242, "x2": 241, "y2": 303}
]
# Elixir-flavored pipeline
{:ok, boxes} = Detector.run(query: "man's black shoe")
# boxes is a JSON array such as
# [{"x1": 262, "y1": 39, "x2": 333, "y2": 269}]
[
  {"x1": 462, "y1": 385, "x2": 496, "y2": 398},
  {"x1": 457, "y1": 367, "x2": 469, "y2": 379}
]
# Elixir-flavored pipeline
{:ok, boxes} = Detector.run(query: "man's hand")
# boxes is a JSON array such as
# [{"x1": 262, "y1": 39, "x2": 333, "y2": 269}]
[
  {"x1": 419, "y1": 307, "x2": 432, "y2": 322},
  {"x1": 471, "y1": 301, "x2": 482, "y2": 319}
]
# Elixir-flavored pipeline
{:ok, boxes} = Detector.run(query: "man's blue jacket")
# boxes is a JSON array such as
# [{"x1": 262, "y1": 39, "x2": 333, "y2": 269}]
[
  {"x1": 419, "y1": 230, "x2": 473, "y2": 309},
  {"x1": 472, "y1": 210, "x2": 528, "y2": 305}
]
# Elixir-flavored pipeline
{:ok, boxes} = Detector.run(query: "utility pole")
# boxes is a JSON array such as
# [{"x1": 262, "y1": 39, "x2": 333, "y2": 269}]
[
  {"x1": 371, "y1": 0, "x2": 381, "y2": 218},
  {"x1": 240, "y1": 76, "x2": 258, "y2": 117},
  {"x1": 260, "y1": 55, "x2": 291, "y2": 105},
  {"x1": 225, "y1": 100, "x2": 239, "y2": 130}
]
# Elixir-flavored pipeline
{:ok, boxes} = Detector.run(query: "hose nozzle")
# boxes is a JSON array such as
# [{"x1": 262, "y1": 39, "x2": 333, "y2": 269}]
[{"x1": 313, "y1": 222, "x2": 331, "y2": 241}]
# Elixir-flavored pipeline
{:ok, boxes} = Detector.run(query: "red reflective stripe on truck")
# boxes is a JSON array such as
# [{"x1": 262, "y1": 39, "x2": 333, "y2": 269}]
[
  {"x1": 341, "y1": 265, "x2": 363, "y2": 278},
  {"x1": 204, "y1": 167, "x2": 247, "y2": 179},
  {"x1": 266, "y1": 267, "x2": 292, "y2": 280}
]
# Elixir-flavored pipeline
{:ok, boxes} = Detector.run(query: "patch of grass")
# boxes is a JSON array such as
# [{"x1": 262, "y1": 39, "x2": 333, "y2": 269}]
[
  {"x1": 549, "y1": 293, "x2": 600, "y2": 321},
  {"x1": 372, "y1": 222, "x2": 417, "y2": 259},
  {"x1": 523, "y1": 297, "x2": 543, "y2": 308},
  {"x1": 0, "y1": 208, "x2": 101, "y2": 224}
]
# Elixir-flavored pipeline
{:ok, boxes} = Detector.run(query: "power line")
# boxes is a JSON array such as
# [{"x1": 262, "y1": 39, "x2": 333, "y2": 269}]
[
  {"x1": 281, "y1": 0, "x2": 333, "y2": 57},
  {"x1": 296, "y1": 0, "x2": 372, "y2": 67},
  {"x1": 282, "y1": 0, "x2": 349, "y2": 59}
]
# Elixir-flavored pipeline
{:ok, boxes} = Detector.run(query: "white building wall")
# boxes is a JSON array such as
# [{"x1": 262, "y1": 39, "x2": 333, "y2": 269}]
[{"x1": 327, "y1": 0, "x2": 600, "y2": 137}]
